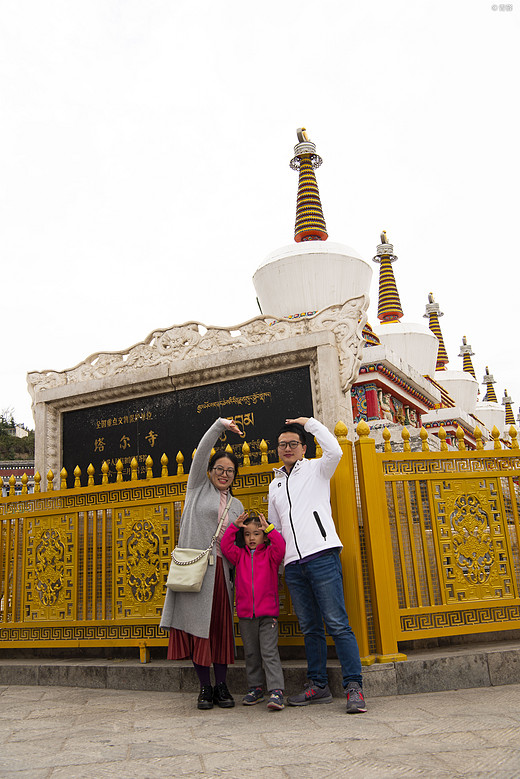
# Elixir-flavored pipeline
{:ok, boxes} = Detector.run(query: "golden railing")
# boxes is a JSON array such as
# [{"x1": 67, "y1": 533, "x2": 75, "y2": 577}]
[
  {"x1": 355, "y1": 421, "x2": 520, "y2": 661},
  {"x1": 3, "y1": 421, "x2": 518, "y2": 666},
  {"x1": 1, "y1": 436, "x2": 365, "y2": 663}
]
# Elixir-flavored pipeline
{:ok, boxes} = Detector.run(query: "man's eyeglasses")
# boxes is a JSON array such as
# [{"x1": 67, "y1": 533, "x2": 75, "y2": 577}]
[
  {"x1": 212, "y1": 466, "x2": 235, "y2": 477},
  {"x1": 277, "y1": 440, "x2": 301, "y2": 450}
]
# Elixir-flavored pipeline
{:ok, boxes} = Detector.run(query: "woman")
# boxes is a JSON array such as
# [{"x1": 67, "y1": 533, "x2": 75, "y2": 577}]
[{"x1": 160, "y1": 417, "x2": 246, "y2": 709}]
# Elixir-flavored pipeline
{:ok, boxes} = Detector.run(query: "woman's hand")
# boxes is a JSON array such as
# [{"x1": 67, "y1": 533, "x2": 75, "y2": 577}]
[
  {"x1": 227, "y1": 420, "x2": 246, "y2": 437},
  {"x1": 234, "y1": 511, "x2": 249, "y2": 528},
  {"x1": 285, "y1": 417, "x2": 309, "y2": 427}
]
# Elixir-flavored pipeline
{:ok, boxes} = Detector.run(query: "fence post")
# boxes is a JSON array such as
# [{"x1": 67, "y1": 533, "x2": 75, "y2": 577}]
[
  {"x1": 331, "y1": 422, "x2": 374, "y2": 664},
  {"x1": 354, "y1": 421, "x2": 406, "y2": 662}
]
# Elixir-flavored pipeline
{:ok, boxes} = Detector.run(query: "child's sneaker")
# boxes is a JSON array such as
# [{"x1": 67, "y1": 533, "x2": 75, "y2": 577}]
[
  {"x1": 242, "y1": 686, "x2": 264, "y2": 705},
  {"x1": 267, "y1": 690, "x2": 284, "y2": 710},
  {"x1": 345, "y1": 682, "x2": 367, "y2": 713}
]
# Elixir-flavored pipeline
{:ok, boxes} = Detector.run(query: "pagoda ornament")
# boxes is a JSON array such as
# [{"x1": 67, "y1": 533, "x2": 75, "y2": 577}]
[
  {"x1": 482, "y1": 366, "x2": 498, "y2": 403},
  {"x1": 290, "y1": 128, "x2": 328, "y2": 242},
  {"x1": 424, "y1": 293, "x2": 449, "y2": 370},
  {"x1": 458, "y1": 335, "x2": 476, "y2": 379},
  {"x1": 502, "y1": 390, "x2": 515, "y2": 424},
  {"x1": 372, "y1": 231, "x2": 403, "y2": 323}
]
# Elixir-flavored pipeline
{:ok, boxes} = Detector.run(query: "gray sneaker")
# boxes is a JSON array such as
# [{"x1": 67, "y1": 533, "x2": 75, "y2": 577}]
[
  {"x1": 288, "y1": 681, "x2": 333, "y2": 706},
  {"x1": 345, "y1": 682, "x2": 367, "y2": 714}
]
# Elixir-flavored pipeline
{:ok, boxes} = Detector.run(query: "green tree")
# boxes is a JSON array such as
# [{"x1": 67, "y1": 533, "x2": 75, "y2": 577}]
[{"x1": 0, "y1": 411, "x2": 35, "y2": 461}]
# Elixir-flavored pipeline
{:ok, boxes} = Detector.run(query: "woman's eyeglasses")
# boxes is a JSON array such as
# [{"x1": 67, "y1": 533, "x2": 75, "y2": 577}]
[
  {"x1": 277, "y1": 440, "x2": 301, "y2": 450},
  {"x1": 213, "y1": 466, "x2": 235, "y2": 477}
]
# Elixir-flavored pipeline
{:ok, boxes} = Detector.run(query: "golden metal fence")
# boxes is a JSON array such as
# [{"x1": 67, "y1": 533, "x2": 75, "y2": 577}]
[
  {"x1": 2, "y1": 422, "x2": 518, "y2": 665},
  {"x1": 355, "y1": 421, "x2": 520, "y2": 661}
]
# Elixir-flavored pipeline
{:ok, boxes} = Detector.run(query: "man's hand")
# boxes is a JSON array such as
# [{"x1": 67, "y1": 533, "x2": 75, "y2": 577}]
[{"x1": 285, "y1": 417, "x2": 309, "y2": 427}]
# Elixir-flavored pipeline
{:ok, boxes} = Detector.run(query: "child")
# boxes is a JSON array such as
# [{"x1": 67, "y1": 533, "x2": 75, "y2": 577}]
[{"x1": 221, "y1": 511, "x2": 286, "y2": 710}]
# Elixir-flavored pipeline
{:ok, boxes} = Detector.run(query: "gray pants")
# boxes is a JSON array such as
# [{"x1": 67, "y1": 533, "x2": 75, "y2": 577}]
[{"x1": 239, "y1": 616, "x2": 285, "y2": 692}]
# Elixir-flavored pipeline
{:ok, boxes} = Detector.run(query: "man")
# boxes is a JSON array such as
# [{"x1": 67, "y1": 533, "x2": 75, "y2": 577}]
[{"x1": 268, "y1": 416, "x2": 366, "y2": 714}]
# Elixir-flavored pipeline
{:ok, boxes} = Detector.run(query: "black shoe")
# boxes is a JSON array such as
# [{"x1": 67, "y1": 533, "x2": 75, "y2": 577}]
[
  {"x1": 213, "y1": 681, "x2": 235, "y2": 708},
  {"x1": 197, "y1": 685, "x2": 214, "y2": 710}
]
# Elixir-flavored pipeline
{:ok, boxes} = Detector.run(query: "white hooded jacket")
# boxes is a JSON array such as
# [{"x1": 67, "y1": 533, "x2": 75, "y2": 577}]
[{"x1": 268, "y1": 417, "x2": 343, "y2": 565}]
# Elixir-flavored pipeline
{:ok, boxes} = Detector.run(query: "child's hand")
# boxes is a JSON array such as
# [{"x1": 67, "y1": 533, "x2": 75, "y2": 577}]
[
  {"x1": 258, "y1": 513, "x2": 268, "y2": 530},
  {"x1": 234, "y1": 511, "x2": 249, "y2": 528}
]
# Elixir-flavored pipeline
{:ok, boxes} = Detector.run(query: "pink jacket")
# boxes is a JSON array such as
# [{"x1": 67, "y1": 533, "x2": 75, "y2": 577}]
[{"x1": 221, "y1": 524, "x2": 286, "y2": 618}]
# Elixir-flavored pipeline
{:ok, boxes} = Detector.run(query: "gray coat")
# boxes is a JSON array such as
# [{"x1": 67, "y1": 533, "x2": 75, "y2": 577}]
[{"x1": 160, "y1": 419, "x2": 244, "y2": 638}]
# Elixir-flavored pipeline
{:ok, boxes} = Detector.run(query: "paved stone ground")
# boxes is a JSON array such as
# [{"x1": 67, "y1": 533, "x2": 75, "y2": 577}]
[{"x1": 1, "y1": 683, "x2": 519, "y2": 778}]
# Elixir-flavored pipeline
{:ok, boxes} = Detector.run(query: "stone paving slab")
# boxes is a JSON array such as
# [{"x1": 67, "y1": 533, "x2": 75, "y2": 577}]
[{"x1": 0, "y1": 684, "x2": 520, "y2": 777}]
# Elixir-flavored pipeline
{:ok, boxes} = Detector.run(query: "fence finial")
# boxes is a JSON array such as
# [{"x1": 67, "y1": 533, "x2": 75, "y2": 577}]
[
  {"x1": 87, "y1": 464, "x2": 95, "y2": 486},
  {"x1": 176, "y1": 451, "x2": 184, "y2": 476},
  {"x1": 356, "y1": 420, "x2": 370, "y2": 438},
  {"x1": 456, "y1": 426, "x2": 466, "y2": 451},
  {"x1": 146, "y1": 456, "x2": 153, "y2": 479},
  {"x1": 47, "y1": 470, "x2": 54, "y2": 491},
  {"x1": 438, "y1": 426, "x2": 448, "y2": 451},
  {"x1": 510, "y1": 426, "x2": 519, "y2": 450},
  {"x1": 60, "y1": 468, "x2": 67, "y2": 490},
  {"x1": 242, "y1": 440, "x2": 250, "y2": 466},
  {"x1": 74, "y1": 465, "x2": 81, "y2": 488},
  {"x1": 420, "y1": 427, "x2": 429, "y2": 452},
  {"x1": 401, "y1": 427, "x2": 411, "y2": 452},
  {"x1": 492, "y1": 426, "x2": 501, "y2": 450},
  {"x1": 161, "y1": 453, "x2": 169, "y2": 477},
  {"x1": 102, "y1": 461, "x2": 109, "y2": 484}
]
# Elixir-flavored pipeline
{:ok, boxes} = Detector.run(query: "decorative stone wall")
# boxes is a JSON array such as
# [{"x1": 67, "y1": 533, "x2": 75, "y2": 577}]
[{"x1": 28, "y1": 296, "x2": 369, "y2": 477}]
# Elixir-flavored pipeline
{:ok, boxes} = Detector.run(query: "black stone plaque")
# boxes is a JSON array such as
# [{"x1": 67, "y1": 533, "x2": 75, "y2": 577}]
[{"x1": 62, "y1": 366, "x2": 315, "y2": 485}]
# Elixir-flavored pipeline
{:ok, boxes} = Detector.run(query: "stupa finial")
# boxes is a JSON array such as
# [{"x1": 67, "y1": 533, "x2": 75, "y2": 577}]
[
  {"x1": 502, "y1": 389, "x2": 515, "y2": 424},
  {"x1": 290, "y1": 128, "x2": 328, "y2": 243},
  {"x1": 458, "y1": 335, "x2": 476, "y2": 379},
  {"x1": 372, "y1": 232, "x2": 403, "y2": 323},
  {"x1": 424, "y1": 292, "x2": 449, "y2": 370},
  {"x1": 482, "y1": 366, "x2": 498, "y2": 403}
]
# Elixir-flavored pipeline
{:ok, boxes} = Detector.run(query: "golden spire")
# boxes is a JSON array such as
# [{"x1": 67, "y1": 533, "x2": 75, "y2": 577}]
[
  {"x1": 372, "y1": 232, "x2": 403, "y2": 323},
  {"x1": 424, "y1": 293, "x2": 449, "y2": 370},
  {"x1": 290, "y1": 128, "x2": 328, "y2": 242},
  {"x1": 502, "y1": 390, "x2": 515, "y2": 424},
  {"x1": 482, "y1": 366, "x2": 498, "y2": 403},
  {"x1": 458, "y1": 335, "x2": 476, "y2": 379}
]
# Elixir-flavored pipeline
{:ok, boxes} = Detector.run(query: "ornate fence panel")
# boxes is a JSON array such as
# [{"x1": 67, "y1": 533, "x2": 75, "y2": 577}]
[
  {"x1": 2, "y1": 452, "x2": 345, "y2": 659},
  {"x1": 355, "y1": 422, "x2": 520, "y2": 657}
]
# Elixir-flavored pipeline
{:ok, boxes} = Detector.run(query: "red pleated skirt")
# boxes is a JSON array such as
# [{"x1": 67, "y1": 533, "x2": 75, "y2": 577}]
[{"x1": 167, "y1": 556, "x2": 234, "y2": 666}]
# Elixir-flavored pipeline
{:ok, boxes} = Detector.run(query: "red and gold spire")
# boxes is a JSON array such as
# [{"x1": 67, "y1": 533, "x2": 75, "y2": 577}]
[
  {"x1": 502, "y1": 390, "x2": 515, "y2": 424},
  {"x1": 372, "y1": 232, "x2": 403, "y2": 323},
  {"x1": 290, "y1": 128, "x2": 328, "y2": 242},
  {"x1": 424, "y1": 293, "x2": 449, "y2": 370},
  {"x1": 482, "y1": 366, "x2": 498, "y2": 403},
  {"x1": 458, "y1": 335, "x2": 476, "y2": 379}
]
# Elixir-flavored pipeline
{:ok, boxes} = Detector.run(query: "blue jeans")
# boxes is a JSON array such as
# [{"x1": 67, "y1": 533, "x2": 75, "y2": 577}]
[{"x1": 284, "y1": 549, "x2": 362, "y2": 689}]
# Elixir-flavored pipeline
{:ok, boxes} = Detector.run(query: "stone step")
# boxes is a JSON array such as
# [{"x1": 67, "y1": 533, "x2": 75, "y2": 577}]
[{"x1": 1, "y1": 640, "x2": 520, "y2": 697}]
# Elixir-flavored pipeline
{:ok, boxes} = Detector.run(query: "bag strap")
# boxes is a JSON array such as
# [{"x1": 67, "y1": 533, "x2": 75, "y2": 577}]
[{"x1": 210, "y1": 494, "x2": 233, "y2": 548}]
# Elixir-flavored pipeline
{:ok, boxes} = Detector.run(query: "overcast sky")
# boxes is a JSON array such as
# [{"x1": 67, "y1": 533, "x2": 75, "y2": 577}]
[{"x1": 1, "y1": 0, "x2": 518, "y2": 429}]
